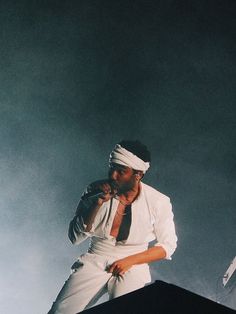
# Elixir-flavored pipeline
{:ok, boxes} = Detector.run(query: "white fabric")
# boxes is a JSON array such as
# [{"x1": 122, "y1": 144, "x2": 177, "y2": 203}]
[
  {"x1": 88, "y1": 237, "x2": 148, "y2": 258},
  {"x1": 109, "y1": 144, "x2": 150, "y2": 173},
  {"x1": 70, "y1": 182, "x2": 177, "y2": 260},
  {"x1": 49, "y1": 182, "x2": 177, "y2": 313},
  {"x1": 48, "y1": 252, "x2": 150, "y2": 314}
]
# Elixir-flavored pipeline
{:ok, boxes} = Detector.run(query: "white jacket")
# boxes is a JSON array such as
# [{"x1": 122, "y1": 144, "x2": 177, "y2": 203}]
[{"x1": 69, "y1": 182, "x2": 177, "y2": 260}]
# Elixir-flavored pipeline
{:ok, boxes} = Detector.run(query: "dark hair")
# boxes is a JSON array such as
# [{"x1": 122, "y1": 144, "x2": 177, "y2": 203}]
[{"x1": 118, "y1": 140, "x2": 151, "y2": 162}]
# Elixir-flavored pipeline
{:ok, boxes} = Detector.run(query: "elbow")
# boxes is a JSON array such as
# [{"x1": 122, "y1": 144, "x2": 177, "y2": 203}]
[
  {"x1": 68, "y1": 220, "x2": 76, "y2": 244},
  {"x1": 166, "y1": 241, "x2": 178, "y2": 260},
  {"x1": 68, "y1": 227, "x2": 77, "y2": 245},
  {"x1": 68, "y1": 225, "x2": 89, "y2": 246},
  {"x1": 68, "y1": 231, "x2": 76, "y2": 245},
  {"x1": 68, "y1": 220, "x2": 83, "y2": 245},
  {"x1": 155, "y1": 240, "x2": 177, "y2": 260},
  {"x1": 68, "y1": 231, "x2": 87, "y2": 246},
  {"x1": 67, "y1": 215, "x2": 92, "y2": 246}
]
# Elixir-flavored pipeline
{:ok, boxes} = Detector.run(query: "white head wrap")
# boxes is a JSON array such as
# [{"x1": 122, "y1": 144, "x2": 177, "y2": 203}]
[{"x1": 109, "y1": 144, "x2": 150, "y2": 173}]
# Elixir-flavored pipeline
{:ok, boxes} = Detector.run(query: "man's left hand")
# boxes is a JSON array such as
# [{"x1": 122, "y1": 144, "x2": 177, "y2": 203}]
[{"x1": 106, "y1": 257, "x2": 133, "y2": 276}]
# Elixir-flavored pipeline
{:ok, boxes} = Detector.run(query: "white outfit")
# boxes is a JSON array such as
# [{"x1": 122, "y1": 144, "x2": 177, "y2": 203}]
[{"x1": 48, "y1": 182, "x2": 177, "y2": 314}]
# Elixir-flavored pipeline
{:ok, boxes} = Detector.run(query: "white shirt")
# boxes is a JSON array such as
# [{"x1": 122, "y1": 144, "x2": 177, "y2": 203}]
[{"x1": 69, "y1": 182, "x2": 177, "y2": 260}]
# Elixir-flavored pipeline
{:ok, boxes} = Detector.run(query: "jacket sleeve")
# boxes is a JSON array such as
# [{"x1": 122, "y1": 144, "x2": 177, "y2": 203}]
[
  {"x1": 152, "y1": 197, "x2": 178, "y2": 260},
  {"x1": 68, "y1": 198, "x2": 95, "y2": 245}
]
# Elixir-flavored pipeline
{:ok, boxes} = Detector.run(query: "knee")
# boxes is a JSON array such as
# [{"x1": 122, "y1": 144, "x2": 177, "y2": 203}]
[{"x1": 108, "y1": 269, "x2": 149, "y2": 299}]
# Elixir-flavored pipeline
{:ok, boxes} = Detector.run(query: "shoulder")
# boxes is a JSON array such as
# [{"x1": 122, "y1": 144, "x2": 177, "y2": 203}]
[
  {"x1": 141, "y1": 182, "x2": 170, "y2": 202},
  {"x1": 141, "y1": 182, "x2": 173, "y2": 218}
]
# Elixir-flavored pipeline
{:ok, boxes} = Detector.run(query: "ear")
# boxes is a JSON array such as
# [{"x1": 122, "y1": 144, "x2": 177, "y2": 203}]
[{"x1": 135, "y1": 171, "x2": 144, "y2": 180}]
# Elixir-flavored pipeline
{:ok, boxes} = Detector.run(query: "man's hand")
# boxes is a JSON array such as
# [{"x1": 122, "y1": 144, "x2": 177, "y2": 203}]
[
  {"x1": 106, "y1": 246, "x2": 168, "y2": 276},
  {"x1": 106, "y1": 257, "x2": 133, "y2": 276},
  {"x1": 87, "y1": 180, "x2": 117, "y2": 205}
]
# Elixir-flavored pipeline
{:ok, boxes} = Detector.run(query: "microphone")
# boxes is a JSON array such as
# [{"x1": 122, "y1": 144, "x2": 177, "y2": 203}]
[
  {"x1": 81, "y1": 190, "x2": 106, "y2": 201},
  {"x1": 81, "y1": 181, "x2": 118, "y2": 201}
]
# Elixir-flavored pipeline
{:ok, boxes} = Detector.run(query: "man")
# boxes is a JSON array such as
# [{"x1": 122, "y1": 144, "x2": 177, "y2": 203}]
[{"x1": 48, "y1": 140, "x2": 177, "y2": 314}]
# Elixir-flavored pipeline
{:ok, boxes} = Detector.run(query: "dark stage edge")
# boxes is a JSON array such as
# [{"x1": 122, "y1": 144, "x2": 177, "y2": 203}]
[{"x1": 79, "y1": 280, "x2": 235, "y2": 314}]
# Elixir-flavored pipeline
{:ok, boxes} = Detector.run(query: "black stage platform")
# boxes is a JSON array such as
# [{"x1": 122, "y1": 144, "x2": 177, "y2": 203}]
[{"x1": 80, "y1": 280, "x2": 235, "y2": 314}]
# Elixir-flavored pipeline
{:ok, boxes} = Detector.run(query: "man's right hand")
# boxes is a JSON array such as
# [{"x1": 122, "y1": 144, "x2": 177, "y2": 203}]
[{"x1": 85, "y1": 180, "x2": 117, "y2": 205}]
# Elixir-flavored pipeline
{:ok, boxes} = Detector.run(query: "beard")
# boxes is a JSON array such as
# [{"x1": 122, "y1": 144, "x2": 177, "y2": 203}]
[{"x1": 114, "y1": 177, "x2": 136, "y2": 195}]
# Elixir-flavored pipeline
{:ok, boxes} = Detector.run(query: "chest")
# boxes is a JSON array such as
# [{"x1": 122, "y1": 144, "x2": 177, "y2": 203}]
[
  {"x1": 110, "y1": 202, "x2": 127, "y2": 238},
  {"x1": 98, "y1": 194, "x2": 155, "y2": 243}
]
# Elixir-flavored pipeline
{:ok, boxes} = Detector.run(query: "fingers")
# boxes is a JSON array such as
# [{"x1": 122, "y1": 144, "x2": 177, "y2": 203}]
[
  {"x1": 89, "y1": 181, "x2": 112, "y2": 194},
  {"x1": 107, "y1": 263, "x2": 123, "y2": 276},
  {"x1": 101, "y1": 183, "x2": 112, "y2": 194},
  {"x1": 109, "y1": 266, "x2": 120, "y2": 276},
  {"x1": 98, "y1": 184, "x2": 112, "y2": 202},
  {"x1": 107, "y1": 263, "x2": 115, "y2": 273},
  {"x1": 85, "y1": 180, "x2": 115, "y2": 204}
]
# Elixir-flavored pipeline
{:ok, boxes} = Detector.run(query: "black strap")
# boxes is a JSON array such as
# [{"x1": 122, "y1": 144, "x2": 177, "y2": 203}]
[{"x1": 116, "y1": 204, "x2": 132, "y2": 242}]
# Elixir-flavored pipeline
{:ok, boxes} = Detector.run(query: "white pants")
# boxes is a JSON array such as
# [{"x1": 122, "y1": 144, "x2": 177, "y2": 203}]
[{"x1": 48, "y1": 242, "x2": 151, "y2": 314}]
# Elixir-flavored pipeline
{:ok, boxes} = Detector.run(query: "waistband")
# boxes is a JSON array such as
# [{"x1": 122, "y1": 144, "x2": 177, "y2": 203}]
[{"x1": 88, "y1": 237, "x2": 148, "y2": 258}]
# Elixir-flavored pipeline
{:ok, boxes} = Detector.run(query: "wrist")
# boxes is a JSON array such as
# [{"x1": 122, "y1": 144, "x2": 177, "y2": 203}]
[
  {"x1": 123, "y1": 256, "x2": 136, "y2": 267},
  {"x1": 80, "y1": 197, "x2": 96, "y2": 208}
]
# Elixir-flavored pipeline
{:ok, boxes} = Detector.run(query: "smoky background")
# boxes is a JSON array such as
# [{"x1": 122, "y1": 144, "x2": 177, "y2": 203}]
[{"x1": 0, "y1": 1, "x2": 235, "y2": 313}]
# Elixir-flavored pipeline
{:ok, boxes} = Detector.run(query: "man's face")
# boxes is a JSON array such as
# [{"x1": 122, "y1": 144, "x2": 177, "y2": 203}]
[{"x1": 108, "y1": 163, "x2": 137, "y2": 194}]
